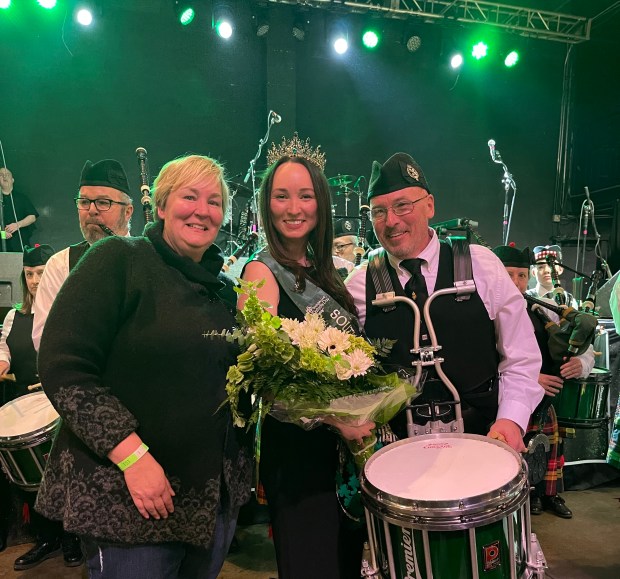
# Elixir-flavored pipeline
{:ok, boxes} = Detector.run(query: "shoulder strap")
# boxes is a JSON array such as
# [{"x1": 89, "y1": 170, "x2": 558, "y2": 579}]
[
  {"x1": 367, "y1": 247, "x2": 396, "y2": 312},
  {"x1": 254, "y1": 250, "x2": 362, "y2": 336},
  {"x1": 444, "y1": 237, "x2": 475, "y2": 301}
]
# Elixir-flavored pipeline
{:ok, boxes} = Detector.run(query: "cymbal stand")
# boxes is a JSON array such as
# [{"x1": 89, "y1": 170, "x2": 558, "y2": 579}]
[{"x1": 242, "y1": 110, "x2": 279, "y2": 250}]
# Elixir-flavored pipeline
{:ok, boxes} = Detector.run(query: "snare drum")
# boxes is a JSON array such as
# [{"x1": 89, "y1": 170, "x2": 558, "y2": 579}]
[
  {"x1": 361, "y1": 434, "x2": 544, "y2": 579},
  {"x1": 554, "y1": 368, "x2": 610, "y2": 423},
  {"x1": 0, "y1": 392, "x2": 60, "y2": 491}
]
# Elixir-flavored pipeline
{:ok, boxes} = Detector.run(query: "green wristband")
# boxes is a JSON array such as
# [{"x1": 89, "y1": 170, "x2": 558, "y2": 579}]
[{"x1": 117, "y1": 443, "x2": 149, "y2": 471}]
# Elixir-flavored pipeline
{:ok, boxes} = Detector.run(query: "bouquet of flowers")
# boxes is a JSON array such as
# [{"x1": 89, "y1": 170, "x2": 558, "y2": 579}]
[{"x1": 207, "y1": 280, "x2": 421, "y2": 468}]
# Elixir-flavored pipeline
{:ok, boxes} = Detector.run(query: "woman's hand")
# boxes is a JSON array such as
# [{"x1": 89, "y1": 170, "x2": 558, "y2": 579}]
[
  {"x1": 123, "y1": 453, "x2": 176, "y2": 520},
  {"x1": 324, "y1": 417, "x2": 376, "y2": 444}
]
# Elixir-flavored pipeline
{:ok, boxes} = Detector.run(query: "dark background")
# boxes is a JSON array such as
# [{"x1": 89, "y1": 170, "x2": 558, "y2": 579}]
[{"x1": 0, "y1": 0, "x2": 618, "y2": 271}]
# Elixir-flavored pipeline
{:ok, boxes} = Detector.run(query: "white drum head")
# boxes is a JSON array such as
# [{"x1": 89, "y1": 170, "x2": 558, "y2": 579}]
[
  {"x1": 0, "y1": 392, "x2": 59, "y2": 438},
  {"x1": 365, "y1": 435, "x2": 521, "y2": 501}
]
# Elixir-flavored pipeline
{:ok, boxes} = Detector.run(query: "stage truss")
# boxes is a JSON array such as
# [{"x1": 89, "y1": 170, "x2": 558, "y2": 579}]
[{"x1": 267, "y1": 0, "x2": 591, "y2": 44}]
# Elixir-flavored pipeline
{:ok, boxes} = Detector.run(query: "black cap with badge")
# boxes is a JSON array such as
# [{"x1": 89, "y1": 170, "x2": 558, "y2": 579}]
[
  {"x1": 333, "y1": 218, "x2": 360, "y2": 238},
  {"x1": 367, "y1": 152, "x2": 431, "y2": 201}
]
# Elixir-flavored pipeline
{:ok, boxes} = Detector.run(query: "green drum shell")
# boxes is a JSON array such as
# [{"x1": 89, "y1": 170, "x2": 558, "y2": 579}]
[
  {"x1": 360, "y1": 434, "x2": 529, "y2": 532},
  {"x1": 360, "y1": 434, "x2": 531, "y2": 579},
  {"x1": 554, "y1": 368, "x2": 610, "y2": 423},
  {"x1": 367, "y1": 508, "x2": 529, "y2": 579}
]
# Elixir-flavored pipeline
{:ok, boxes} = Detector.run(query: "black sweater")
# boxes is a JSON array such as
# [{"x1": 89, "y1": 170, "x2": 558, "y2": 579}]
[{"x1": 36, "y1": 221, "x2": 252, "y2": 547}]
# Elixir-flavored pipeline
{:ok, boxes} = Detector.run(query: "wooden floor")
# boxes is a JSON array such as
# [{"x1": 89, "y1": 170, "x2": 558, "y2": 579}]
[{"x1": 1, "y1": 482, "x2": 619, "y2": 578}]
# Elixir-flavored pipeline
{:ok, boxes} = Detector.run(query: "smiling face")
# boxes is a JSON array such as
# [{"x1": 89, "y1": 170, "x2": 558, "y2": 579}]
[
  {"x1": 157, "y1": 175, "x2": 224, "y2": 261},
  {"x1": 370, "y1": 186, "x2": 434, "y2": 260},
  {"x1": 269, "y1": 162, "x2": 318, "y2": 254}
]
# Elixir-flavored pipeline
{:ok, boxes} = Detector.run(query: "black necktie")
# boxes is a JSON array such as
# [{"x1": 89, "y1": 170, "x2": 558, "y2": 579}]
[{"x1": 401, "y1": 258, "x2": 428, "y2": 307}]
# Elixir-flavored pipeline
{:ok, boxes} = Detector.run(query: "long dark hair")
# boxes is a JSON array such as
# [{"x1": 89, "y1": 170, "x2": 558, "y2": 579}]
[
  {"x1": 15, "y1": 271, "x2": 33, "y2": 314},
  {"x1": 258, "y1": 156, "x2": 356, "y2": 314}
]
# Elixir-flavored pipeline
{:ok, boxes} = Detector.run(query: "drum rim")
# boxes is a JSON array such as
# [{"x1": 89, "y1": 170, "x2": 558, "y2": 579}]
[
  {"x1": 0, "y1": 391, "x2": 60, "y2": 440},
  {"x1": 360, "y1": 433, "x2": 528, "y2": 530}
]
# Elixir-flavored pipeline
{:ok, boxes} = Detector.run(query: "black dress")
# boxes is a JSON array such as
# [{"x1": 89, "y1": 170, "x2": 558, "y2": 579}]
[{"x1": 259, "y1": 272, "x2": 364, "y2": 579}]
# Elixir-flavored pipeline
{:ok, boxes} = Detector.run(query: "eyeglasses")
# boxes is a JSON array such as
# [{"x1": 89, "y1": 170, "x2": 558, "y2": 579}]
[
  {"x1": 369, "y1": 195, "x2": 429, "y2": 223},
  {"x1": 75, "y1": 197, "x2": 129, "y2": 212},
  {"x1": 333, "y1": 242, "x2": 354, "y2": 252}
]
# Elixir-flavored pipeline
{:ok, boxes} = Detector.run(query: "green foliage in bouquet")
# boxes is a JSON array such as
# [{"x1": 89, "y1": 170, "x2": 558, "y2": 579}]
[{"x1": 205, "y1": 279, "x2": 401, "y2": 430}]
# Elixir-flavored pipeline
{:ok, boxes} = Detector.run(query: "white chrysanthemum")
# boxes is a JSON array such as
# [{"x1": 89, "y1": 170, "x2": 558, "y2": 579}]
[
  {"x1": 341, "y1": 349, "x2": 373, "y2": 377},
  {"x1": 334, "y1": 361, "x2": 353, "y2": 381},
  {"x1": 317, "y1": 327, "x2": 351, "y2": 356},
  {"x1": 280, "y1": 318, "x2": 303, "y2": 345},
  {"x1": 297, "y1": 313, "x2": 326, "y2": 349}
]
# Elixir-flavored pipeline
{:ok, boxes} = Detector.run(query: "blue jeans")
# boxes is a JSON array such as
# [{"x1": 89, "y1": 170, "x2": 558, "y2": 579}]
[{"x1": 83, "y1": 505, "x2": 239, "y2": 579}]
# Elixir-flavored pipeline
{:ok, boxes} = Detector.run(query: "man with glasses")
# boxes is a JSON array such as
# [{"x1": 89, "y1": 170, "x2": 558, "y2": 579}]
[
  {"x1": 346, "y1": 152, "x2": 543, "y2": 452},
  {"x1": 333, "y1": 218, "x2": 359, "y2": 265},
  {"x1": 32, "y1": 159, "x2": 133, "y2": 351}
]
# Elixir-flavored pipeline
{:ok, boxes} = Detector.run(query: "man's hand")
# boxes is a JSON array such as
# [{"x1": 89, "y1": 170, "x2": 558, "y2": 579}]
[
  {"x1": 0, "y1": 361, "x2": 10, "y2": 376},
  {"x1": 488, "y1": 418, "x2": 526, "y2": 452},
  {"x1": 538, "y1": 373, "x2": 563, "y2": 396},
  {"x1": 323, "y1": 417, "x2": 375, "y2": 444},
  {"x1": 4, "y1": 222, "x2": 18, "y2": 235},
  {"x1": 560, "y1": 357, "x2": 582, "y2": 380}
]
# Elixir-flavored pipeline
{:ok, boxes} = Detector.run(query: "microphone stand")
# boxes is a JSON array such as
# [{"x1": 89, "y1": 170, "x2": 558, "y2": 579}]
[
  {"x1": 242, "y1": 111, "x2": 279, "y2": 250},
  {"x1": 491, "y1": 150, "x2": 516, "y2": 245}
]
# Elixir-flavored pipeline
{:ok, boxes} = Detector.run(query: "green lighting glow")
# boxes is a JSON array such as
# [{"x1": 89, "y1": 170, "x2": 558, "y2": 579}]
[
  {"x1": 216, "y1": 19, "x2": 233, "y2": 39},
  {"x1": 450, "y1": 54, "x2": 463, "y2": 69},
  {"x1": 505, "y1": 50, "x2": 519, "y2": 67},
  {"x1": 37, "y1": 0, "x2": 57, "y2": 8},
  {"x1": 0, "y1": 0, "x2": 11, "y2": 10},
  {"x1": 362, "y1": 30, "x2": 379, "y2": 49},
  {"x1": 472, "y1": 41, "x2": 488, "y2": 60},
  {"x1": 179, "y1": 7, "x2": 195, "y2": 25}
]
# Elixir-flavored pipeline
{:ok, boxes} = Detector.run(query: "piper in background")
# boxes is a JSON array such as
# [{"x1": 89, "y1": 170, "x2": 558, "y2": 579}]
[
  {"x1": 31, "y1": 159, "x2": 134, "y2": 351},
  {"x1": 493, "y1": 244, "x2": 595, "y2": 518},
  {"x1": 0, "y1": 244, "x2": 83, "y2": 569},
  {"x1": 528, "y1": 244, "x2": 578, "y2": 307}
]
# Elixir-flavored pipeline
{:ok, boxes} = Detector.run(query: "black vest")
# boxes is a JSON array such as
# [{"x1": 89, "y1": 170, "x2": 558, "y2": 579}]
[
  {"x1": 364, "y1": 242, "x2": 499, "y2": 391},
  {"x1": 6, "y1": 311, "x2": 38, "y2": 393},
  {"x1": 69, "y1": 240, "x2": 90, "y2": 271}
]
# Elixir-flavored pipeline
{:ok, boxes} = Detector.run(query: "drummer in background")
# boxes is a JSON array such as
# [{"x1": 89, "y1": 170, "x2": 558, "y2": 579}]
[
  {"x1": 34, "y1": 154, "x2": 252, "y2": 579},
  {"x1": 346, "y1": 152, "x2": 543, "y2": 451},
  {"x1": 493, "y1": 244, "x2": 595, "y2": 518},
  {"x1": 0, "y1": 244, "x2": 84, "y2": 569},
  {"x1": 332, "y1": 218, "x2": 360, "y2": 279},
  {"x1": 527, "y1": 245, "x2": 578, "y2": 307}
]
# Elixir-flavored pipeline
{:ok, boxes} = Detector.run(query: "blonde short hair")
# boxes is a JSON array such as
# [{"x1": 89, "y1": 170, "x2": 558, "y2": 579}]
[{"x1": 152, "y1": 155, "x2": 230, "y2": 224}]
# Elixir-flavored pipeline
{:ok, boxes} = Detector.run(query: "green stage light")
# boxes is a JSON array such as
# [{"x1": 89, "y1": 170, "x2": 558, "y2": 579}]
[
  {"x1": 216, "y1": 19, "x2": 232, "y2": 38},
  {"x1": 0, "y1": 0, "x2": 11, "y2": 9},
  {"x1": 472, "y1": 41, "x2": 488, "y2": 60},
  {"x1": 505, "y1": 50, "x2": 519, "y2": 67},
  {"x1": 179, "y1": 7, "x2": 194, "y2": 25},
  {"x1": 450, "y1": 53, "x2": 463, "y2": 69},
  {"x1": 362, "y1": 30, "x2": 379, "y2": 49},
  {"x1": 213, "y1": 3, "x2": 234, "y2": 39},
  {"x1": 37, "y1": 0, "x2": 57, "y2": 8},
  {"x1": 76, "y1": 8, "x2": 93, "y2": 26}
]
